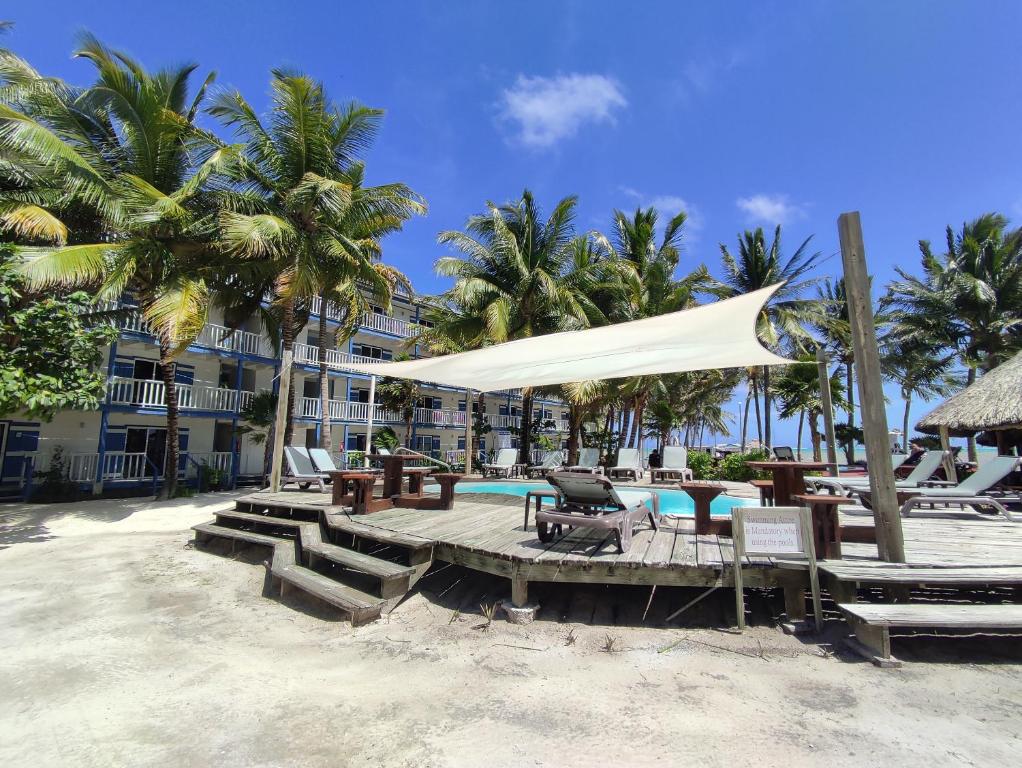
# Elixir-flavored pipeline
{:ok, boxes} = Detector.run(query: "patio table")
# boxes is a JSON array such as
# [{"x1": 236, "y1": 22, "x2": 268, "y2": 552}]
[
  {"x1": 792, "y1": 493, "x2": 859, "y2": 558},
  {"x1": 746, "y1": 461, "x2": 830, "y2": 506},
  {"x1": 678, "y1": 481, "x2": 729, "y2": 535}
]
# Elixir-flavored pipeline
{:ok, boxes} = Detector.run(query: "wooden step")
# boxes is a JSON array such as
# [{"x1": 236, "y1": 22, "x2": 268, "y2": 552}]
[
  {"x1": 820, "y1": 561, "x2": 1022, "y2": 586},
  {"x1": 215, "y1": 508, "x2": 304, "y2": 531},
  {"x1": 193, "y1": 522, "x2": 283, "y2": 549},
  {"x1": 326, "y1": 512, "x2": 434, "y2": 552},
  {"x1": 299, "y1": 523, "x2": 414, "y2": 599},
  {"x1": 266, "y1": 542, "x2": 383, "y2": 626}
]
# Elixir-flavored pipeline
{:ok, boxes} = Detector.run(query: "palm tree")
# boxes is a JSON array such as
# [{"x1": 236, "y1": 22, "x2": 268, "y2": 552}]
[
  {"x1": 886, "y1": 213, "x2": 1022, "y2": 460},
  {"x1": 598, "y1": 206, "x2": 710, "y2": 448},
  {"x1": 436, "y1": 190, "x2": 612, "y2": 464},
  {"x1": 713, "y1": 226, "x2": 825, "y2": 448},
  {"x1": 881, "y1": 342, "x2": 959, "y2": 452},
  {"x1": 773, "y1": 360, "x2": 846, "y2": 461},
  {"x1": 376, "y1": 354, "x2": 419, "y2": 447},
  {"x1": 208, "y1": 69, "x2": 422, "y2": 451},
  {"x1": 0, "y1": 37, "x2": 224, "y2": 498}
]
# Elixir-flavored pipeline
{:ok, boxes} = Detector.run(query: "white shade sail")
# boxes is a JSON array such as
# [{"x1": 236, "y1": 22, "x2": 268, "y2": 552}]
[{"x1": 345, "y1": 284, "x2": 794, "y2": 391}]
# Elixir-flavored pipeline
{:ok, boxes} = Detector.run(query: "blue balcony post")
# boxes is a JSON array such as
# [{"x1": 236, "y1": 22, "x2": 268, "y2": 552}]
[
  {"x1": 95, "y1": 339, "x2": 118, "y2": 495},
  {"x1": 229, "y1": 359, "x2": 243, "y2": 489}
]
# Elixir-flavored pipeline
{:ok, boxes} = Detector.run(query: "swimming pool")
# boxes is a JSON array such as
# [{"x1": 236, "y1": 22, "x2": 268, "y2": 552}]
[{"x1": 438, "y1": 480, "x2": 754, "y2": 517}]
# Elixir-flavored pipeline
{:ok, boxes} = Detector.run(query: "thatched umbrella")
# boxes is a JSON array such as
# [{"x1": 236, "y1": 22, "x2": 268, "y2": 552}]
[{"x1": 917, "y1": 351, "x2": 1022, "y2": 453}]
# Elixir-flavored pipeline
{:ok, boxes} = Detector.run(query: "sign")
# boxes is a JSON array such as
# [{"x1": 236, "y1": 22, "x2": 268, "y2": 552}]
[{"x1": 740, "y1": 509, "x2": 804, "y2": 556}]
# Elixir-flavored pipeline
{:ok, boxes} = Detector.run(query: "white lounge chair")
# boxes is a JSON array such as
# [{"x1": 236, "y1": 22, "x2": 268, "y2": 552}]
[
  {"x1": 609, "y1": 448, "x2": 643, "y2": 481},
  {"x1": 809, "y1": 450, "x2": 947, "y2": 496},
  {"x1": 650, "y1": 446, "x2": 693, "y2": 483},
  {"x1": 282, "y1": 446, "x2": 329, "y2": 492},
  {"x1": 308, "y1": 448, "x2": 338, "y2": 474},
  {"x1": 482, "y1": 448, "x2": 519, "y2": 478},
  {"x1": 566, "y1": 447, "x2": 603, "y2": 475},
  {"x1": 900, "y1": 456, "x2": 1020, "y2": 521},
  {"x1": 526, "y1": 450, "x2": 564, "y2": 478}
]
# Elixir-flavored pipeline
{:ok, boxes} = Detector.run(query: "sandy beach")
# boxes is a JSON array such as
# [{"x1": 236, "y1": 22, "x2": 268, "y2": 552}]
[{"x1": 2, "y1": 493, "x2": 1020, "y2": 767}]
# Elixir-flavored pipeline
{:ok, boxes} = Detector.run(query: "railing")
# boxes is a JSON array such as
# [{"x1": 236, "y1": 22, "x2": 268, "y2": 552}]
[
  {"x1": 413, "y1": 407, "x2": 466, "y2": 427},
  {"x1": 108, "y1": 377, "x2": 241, "y2": 412},
  {"x1": 292, "y1": 342, "x2": 385, "y2": 372},
  {"x1": 359, "y1": 312, "x2": 419, "y2": 338},
  {"x1": 486, "y1": 414, "x2": 521, "y2": 429},
  {"x1": 296, "y1": 397, "x2": 403, "y2": 423},
  {"x1": 67, "y1": 450, "x2": 232, "y2": 483}
]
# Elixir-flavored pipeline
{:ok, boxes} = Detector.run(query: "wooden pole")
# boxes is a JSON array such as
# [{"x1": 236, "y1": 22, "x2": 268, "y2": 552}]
[
  {"x1": 938, "y1": 424, "x2": 957, "y2": 483},
  {"x1": 464, "y1": 388, "x2": 473, "y2": 475},
  {"x1": 838, "y1": 212, "x2": 905, "y2": 563},
  {"x1": 816, "y1": 347, "x2": 840, "y2": 477},
  {"x1": 364, "y1": 375, "x2": 376, "y2": 468},
  {"x1": 268, "y1": 348, "x2": 293, "y2": 493}
]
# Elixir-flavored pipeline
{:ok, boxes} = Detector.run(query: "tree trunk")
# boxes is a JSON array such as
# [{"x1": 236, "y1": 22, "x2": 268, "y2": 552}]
[
  {"x1": 740, "y1": 391, "x2": 750, "y2": 451},
  {"x1": 966, "y1": 366, "x2": 978, "y2": 462},
  {"x1": 629, "y1": 394, "x2": 646, "y2": 448},
  {"x1": 844, "y1": 359, "x2": 855, "y2": 463},
  {"x1": 567, "y1": 405, "x2": 582, "y2": 465},
  {"x1": 317, "y1": 293, "x2": 332, "y2": 451},
  {"x1": 809, "y1": 412, "x2": 822, "y2": 462},
  {"x1": 158, "y1": 341, "x2": 179, "y2": 499},
  {"x1": 471, "y1": 392, "x2": 485, "y2": 465},
  {"x1": 404, "y1": 416, "x2": 413, "y2": 448},
  {"x1": 796, "y1": 411, "x2": 805, "y2": 460},
  {"x1": 902, "y1": 393, "x2": 912, "y2": 453},
  {"x1": 281, "y1": 297, "x2": 297, "y2": 450},
  {"x1": 519, "y1": 391, "x2": 534, "y2": 465},
  {"x1": 762, "y1": 365, "x2": 772, "y2": 448},
  {"x1": 751, "y1": 374, "x2": 763, "y2": 446},
  {"x1": 603, "y1": 404, "x2": 614, "y2": 464}
]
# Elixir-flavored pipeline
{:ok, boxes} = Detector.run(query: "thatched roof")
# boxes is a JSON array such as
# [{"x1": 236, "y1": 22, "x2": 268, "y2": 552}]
[{"x1": 917, "y1": 352, "x2": 1022, "y2": 437}]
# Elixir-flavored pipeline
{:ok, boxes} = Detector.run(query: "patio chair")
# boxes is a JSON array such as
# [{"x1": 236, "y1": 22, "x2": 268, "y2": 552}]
[
  {"x1": 536, "y1": 472, "x2": 661, "y2": 553},
  {"x1": 900, "y1": 456, "x2": 1020, "y2": 521},
  {"x1": 773, "y1": 446, "x2": 796, "y2": 461},
  {"x1": 809, "y1": 450, "x2": 947, "y2": 496},
  {"x1": 526, "y1": 450, "x2": 564, "y2": 478},
  {"x1": 609, "y1": 448, "x2": 644, "y2": 481},
  {"x1": 650, "y1": 445, "x2": 693, "y2": 483},
  {"x1": 482, "y1": 448, "x2": 520, "y2": 478},
  {"x1": 565, "y1": 447, "x2": 603, "y2": 474},
  {"x1": 282, "y1": 446, "x2": 329, "y2": 492}
]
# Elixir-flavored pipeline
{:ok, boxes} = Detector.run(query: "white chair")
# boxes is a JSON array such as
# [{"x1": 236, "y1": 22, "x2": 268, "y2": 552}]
[
  {"x1": 482, "y1": 448, "x2": 519, "y2": 478},
  {"x1": 526, "y1": 450, "x2": 564, "y2": 478},
  {"x1": 650, "y1": 446, "x2": 693, "y2": 483},
  {"x1": 609, "y1": 448, "x2": 643, "y2": 481},
  {"x1": 809, "y1": 450, "x2": 947, "y2": 496},
  {"x1": 282, "y1": 446, "x2": 329, "y2": 492},
  {"x1": 566, "y1": 447, "x2": 603, "y2": 475},
  {"x1": 901, "y1": 456, "x2": 1020, "y2": 521}
]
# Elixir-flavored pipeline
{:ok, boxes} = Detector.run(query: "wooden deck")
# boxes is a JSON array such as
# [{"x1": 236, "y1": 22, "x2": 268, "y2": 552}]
[{"x1": 240, "y1": 489, "x2": 1022, "y2": 611}]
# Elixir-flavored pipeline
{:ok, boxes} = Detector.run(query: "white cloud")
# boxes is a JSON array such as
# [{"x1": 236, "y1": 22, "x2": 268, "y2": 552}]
[
  {"x1": 736, "y1": 194, "x2": 807, "y2": 226},
  {"x1": 620, "y1": 187, "x2": 703, "y2": 232},
  {"x1": 499, "y1": 74, "x2": 627, "y2": 148}
]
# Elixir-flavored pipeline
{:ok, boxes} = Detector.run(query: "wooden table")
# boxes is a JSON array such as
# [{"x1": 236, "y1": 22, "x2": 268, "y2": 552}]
[
  {"x1": 793, "y1": 493, "x2": 858, "y2": 558},
  {"x1": 746, "y1": 461, "x2": 830, "y2": 506},
  {"x1": 346, "y1": 473, "x2": 392, "y2": 515},
  {"x1": 402, "y1": 467, "x2": 434, "y2": 497},
  {"x1": 328, "y1": 469, "x2": 378, "y2": 506},
  {"x1": 523, "y1": 488, "x2": 562, "y2": 531},
  {"x1": 368, "y1": 454, "x2": 418, "y2": 498},
  {"x1": 678, "y1": 481, "x2": 729, "y2": 535}
]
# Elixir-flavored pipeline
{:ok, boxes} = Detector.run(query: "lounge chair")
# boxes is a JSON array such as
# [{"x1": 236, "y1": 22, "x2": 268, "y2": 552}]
[
  {"x1": 282, "y1": 446, "x2": 329, "y2": 492},
  {"x1": 809, "y1": 450, "x2": 947, "y2": 496},
  {"x1": 526, "y1": 450, "x2": 564, "y2": 478},
  {"x1": 482, "y1": 448, "x2": 520, "y2": 478},
  {"x1": 650, "y1": 445, "x2": 693, "y2": 483},
  {"x1": 773, "y1": 446, "x2": 796, "y2": 461},
  {"x1": 536, "y1": 472, "x2": 661, "y2": 553},
  {"x1": 900, "y1": 456, "x2": 1020, "y2": 521},
  {"x1": 608, "y1": 448, "x2": 644, "y2": 481},
  {"x1": 566, "y1": 447, "x2": 603, "y2": 474},
  {"x1": 312, "y1": 448, "x2": 381, "y2": 477}
]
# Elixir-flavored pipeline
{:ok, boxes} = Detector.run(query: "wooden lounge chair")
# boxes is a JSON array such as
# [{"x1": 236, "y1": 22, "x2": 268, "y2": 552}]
[
  {"x1": 282, "y1": 446, "x2": 329, "y2": 492},
  {"x1": 650, "y1": 445, "x2": 693, "y2": 483},
  {"x1": 809, "y1": 450, "x2": 946, "y2": 496},
  {"x1": 482, "y1": 448, "x2": 519, "y2": 478},
  {"x1": 608, "y1": 448, "x2": 644, "y2": 481},
  {"x1": 536, "y1": 472, "x2": 660, "y2": 553},
  {"x1": 900, "y1": 456, "x2": 1020, "y2": 521},
  {"x1": 566, "y1": 447, "x2": 603, "y2": 475},
  {"x1": 526, "y1": 450, "x2": 564, "y2": 478}
]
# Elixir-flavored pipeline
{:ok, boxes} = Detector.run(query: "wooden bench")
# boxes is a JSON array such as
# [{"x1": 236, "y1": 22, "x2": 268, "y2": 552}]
[
  {"x1": 839, "y1": 603, "x2": 1022, "y2": 667},
  {"x1": 749, "y1": 479, "x2": 774, "y2": 506}
]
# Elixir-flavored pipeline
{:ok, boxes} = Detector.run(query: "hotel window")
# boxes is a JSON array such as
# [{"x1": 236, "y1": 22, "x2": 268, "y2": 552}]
[{"x1": 352, "y1": 343, "x2": 392, "y2": 361}]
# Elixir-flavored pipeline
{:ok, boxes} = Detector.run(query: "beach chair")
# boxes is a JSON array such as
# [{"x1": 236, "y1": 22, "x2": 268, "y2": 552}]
[
  {"x1": 609, "y1": 448, "x2": 644, "y2": 481},
  {"x1": 308, "y1": 448, "x2": 339, "y2": 475},
  {"x1": 282, "y1": 446, "x2": 329, "y2": 492},
  {"x1": 809, "y1": 450, "x2": 947, "y2": 496},
  {"x1": 482, "y1": 448, "x2": 520, "y2": 478},
  {"x1": 526, "y1": 450, "x2": 564, "y2": 478},
  {"x1": 773, "y1": 446, "x2": 796, "y2": 461},
  {"x1": 566, "y1": 447, "x2": 604, "y2": 475},
  {"x1": 650, "y1": 445, "x2": 693, "y2": 483},
  {"x1": 536, "y1": 472, "x2": 660, "y2": 553},
  {"x1": 900, "y1": 456, "x2": 1020, "y2": 521}
]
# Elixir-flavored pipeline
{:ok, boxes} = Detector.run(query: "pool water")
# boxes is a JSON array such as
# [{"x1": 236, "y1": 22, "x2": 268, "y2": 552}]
[{"x1": 440, "y1": 481, "x2": 754, "y2": 517}]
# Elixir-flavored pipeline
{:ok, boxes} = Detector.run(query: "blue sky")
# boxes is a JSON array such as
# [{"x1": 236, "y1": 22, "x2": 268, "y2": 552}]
[{"x1": 7, "y1": 1, "x2": 1022, "y2": 446}]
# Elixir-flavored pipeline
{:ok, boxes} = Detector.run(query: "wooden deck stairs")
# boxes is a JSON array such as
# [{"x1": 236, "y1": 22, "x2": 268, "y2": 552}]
[{"x1": 192, "y1": 498, "x2": 434, "y2": 625}]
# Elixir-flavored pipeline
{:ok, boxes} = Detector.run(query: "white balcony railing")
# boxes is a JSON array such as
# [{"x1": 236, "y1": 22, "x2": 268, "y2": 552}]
[
  {"x1": 414, "y1": 407, "x2": 466, "y2": 427},
  {"x1": 297, "y1": 397, "x2": 403, "y2": 424},
  {"x1": 67, "y1": 451, "x2": 232, "y2": 482},
  {"x1": 485, "y1": 414, "x2": 521, "y2": 429},
  {"x1": 109, "y1": 377, "x2": 241, "y2": 412},
  {"x1": 307, "y1": 297, "x2": 418, "y2": 337},
  {"x1": 292, "y1": 342, "x2": 386, "y2": 372}
]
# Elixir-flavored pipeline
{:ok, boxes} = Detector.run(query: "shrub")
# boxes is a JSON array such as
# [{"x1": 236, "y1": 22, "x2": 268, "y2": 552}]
[
  {"x1": 719, "y1": 449, "x2": 772, "y2": 482},
  {"x1": 687, "y1": 450, "x2": 718, "y2": 480}
]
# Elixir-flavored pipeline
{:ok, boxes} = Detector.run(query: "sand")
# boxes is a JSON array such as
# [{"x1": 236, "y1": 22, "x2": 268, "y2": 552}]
[{"x1": 1, "y1": 493, "x2": 1020, "y2": 767}]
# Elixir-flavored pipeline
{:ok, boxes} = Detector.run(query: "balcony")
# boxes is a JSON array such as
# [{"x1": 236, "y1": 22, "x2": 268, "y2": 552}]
[
  {"x1": 68, "y1": 450, "x2": 232, "y2": 483},
  {"x1": 307, "y1": 296, "x2": 420, "y2": 338},
  {"x1": 109, "y1": 377, "x2": 252, "y2": 413},
  {"x1": 413, "y1": 407, "x2": 466, "y2": 428},
  {"x1": 297, "y1": 397, "x2": 403, "y2": 424},
  {"x1": 292, "y1": 342, "x2": 385, "y2": 372}
]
